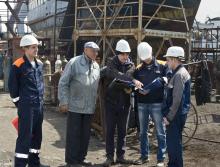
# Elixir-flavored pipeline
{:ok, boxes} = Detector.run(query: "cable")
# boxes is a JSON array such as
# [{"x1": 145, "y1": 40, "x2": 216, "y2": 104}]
[{"x1": 183, "y1": 135, "x2": 220, "y2": 144}]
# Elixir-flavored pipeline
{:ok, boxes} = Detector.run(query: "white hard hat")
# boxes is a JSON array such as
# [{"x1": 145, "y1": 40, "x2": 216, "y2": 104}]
[
  {"x1": 20, "y1": 34, "x2": 39, "y2": 47},
  {"x1": 164, "y1": 46, "x2": 184, "y2": 58},
  {"x1": 116, "y1": 39, "x2": 131, "y2": 53},
  {"x1": 137, "y1": 42, "x2": 152, "y2": 61}
]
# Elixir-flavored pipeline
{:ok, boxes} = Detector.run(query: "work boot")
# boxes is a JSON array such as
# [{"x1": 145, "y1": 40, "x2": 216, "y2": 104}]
[
  {"x1": 66, "y1": 163, "x2": 82, "y2": 167},
  {"x1": 103, "y1": 157, "x2": 114, "y2": 167},
  {"x1": 156, "y1": 160, "x2": 165, "y2": 167},
  {"x1": 135, "y1": 157, "x2": 149, "y2": 165},
  {"x1": 116, "y1": 156, "x2": 134, "y2": 164}
]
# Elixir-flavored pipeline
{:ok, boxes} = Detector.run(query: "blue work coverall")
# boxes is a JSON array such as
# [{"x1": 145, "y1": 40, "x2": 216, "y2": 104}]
[{"x1": 8, "y1": 55, "x2": 44, "y2": 167}]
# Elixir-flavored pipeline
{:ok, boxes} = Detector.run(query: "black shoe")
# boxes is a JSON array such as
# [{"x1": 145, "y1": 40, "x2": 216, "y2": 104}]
[
  {"x1": 116, "y1": 157, "x2": 134, "y2": 164},
  {"x1": 78, "y1": 160, "x2": 93, "y2": 166},
  {"x1": 134, "y1": 157, "x2": 149, "y2": 165},
  {"x1": 66, "y1": 163, "x2": 81, "y2": 167},
  {"x1": 103, "y1": 158, "x2": 114, "y2": 167}
]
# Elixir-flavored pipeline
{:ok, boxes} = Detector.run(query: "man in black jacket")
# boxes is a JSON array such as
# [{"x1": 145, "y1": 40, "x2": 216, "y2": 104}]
[{"x1": 102, "y1": 39, "x2": 142, "y2": 166}]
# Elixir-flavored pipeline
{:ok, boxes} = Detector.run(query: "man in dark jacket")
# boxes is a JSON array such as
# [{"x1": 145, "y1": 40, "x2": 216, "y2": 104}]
[
  {"x1": 102, "y1": 39, "x2": 142, "y2": 166},
  {"x1": 163, "y1": 46, "x2": 191, "y2": 167},
  {"x1": 8, "y1": 34, "x2": 44, "y2": 167}
]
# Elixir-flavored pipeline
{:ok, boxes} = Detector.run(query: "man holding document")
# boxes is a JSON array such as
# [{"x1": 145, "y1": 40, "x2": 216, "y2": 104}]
[{"x1": 134, "y1": 42, "x2": 167, "y2": 167}]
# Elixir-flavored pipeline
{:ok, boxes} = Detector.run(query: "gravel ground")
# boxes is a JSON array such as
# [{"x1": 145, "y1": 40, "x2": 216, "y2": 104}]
[{"x1": 1, "y1": 91, "x2": 220, "y2": 167}]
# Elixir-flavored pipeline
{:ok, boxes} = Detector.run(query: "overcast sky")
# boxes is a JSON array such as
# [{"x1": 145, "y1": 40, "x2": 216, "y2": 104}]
[{"x1": 196, "y1": 0, "x2": 220, "y2": 22}]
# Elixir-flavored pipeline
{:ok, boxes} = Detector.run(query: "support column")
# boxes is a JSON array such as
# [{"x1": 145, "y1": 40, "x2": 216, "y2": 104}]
[
  {"x1": 73, "y1": 0, "x2": 78, "y2": 57},
  {"x1": 102, "y1": 0, "x2": 107, "y2": 66},
  {"x1": 137, "y1": 0, "x2": 143, "y2": 64},
  {"x1": 53, "y1": 0, "x2": 57, "y2": 70}
]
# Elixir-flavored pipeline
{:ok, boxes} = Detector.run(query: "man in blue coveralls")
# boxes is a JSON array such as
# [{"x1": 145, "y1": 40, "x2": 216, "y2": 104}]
[
  {"x1": 8, "y1": 34, "x2": 44, "y2": 167},
  {"x1": 163, "y1": 46, "x2": 191, "y2": 167}
]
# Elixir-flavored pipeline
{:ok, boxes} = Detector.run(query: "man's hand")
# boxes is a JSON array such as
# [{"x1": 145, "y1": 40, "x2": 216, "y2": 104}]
[
  {"x1": 163, "y1": 117, "x2": 170, "y2": 126},
  {"x1": 59, "y1": 104, "x2": 68, "y2": 113},
  {"x1": 132, "y1": 79, "x2": 143, "y2": 89}
]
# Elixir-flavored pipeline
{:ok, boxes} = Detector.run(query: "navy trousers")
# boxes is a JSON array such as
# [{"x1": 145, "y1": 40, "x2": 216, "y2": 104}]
[
  {"x1": 15, "y1": 102, "x2": 43, "y2": 167},
  {"x1": 105, "y1": 102, "x2": 129, "y2": 159},
  {"x1": 166, "y1": 113, "x2": 187, "y2": 167},
  {"x1": 65, "y1": 112, "x2": 93, "y2": 164}
]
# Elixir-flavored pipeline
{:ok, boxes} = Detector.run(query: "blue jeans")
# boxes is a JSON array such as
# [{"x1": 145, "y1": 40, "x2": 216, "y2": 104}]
[{"x1": 138, "y1": 103, "x2": 166, "y2": 161}]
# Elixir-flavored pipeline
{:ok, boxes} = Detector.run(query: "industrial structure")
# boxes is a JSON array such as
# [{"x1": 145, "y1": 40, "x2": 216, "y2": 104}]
[
  {"x1": 0, "y1": 0, "x2": 202, "y2": 65},
  {"x1": 0, "y1": 0, "x2": 29, "y2": 38},
  {"x1": 71, "y1": 0, "x2": 201, "y2": 64},
  {"x1": 191, "y1": 18, "x2": 220, "y2": 63},
  {"x1": 23, "y1": 0, "x2": 201, "y2": 64}
]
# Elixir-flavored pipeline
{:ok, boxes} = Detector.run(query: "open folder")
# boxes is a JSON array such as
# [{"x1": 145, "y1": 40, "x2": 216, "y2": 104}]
[
  {"x1": 114, "y1": 77, "x2": 168, "y2": 95},
  {"x1": 139, "y1": 77, "x2": 168, "y2": 95}
]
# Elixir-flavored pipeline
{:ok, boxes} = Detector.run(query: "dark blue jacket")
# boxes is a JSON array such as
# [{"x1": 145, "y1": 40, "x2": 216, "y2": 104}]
[
  {"x1": 134, "y1": 58, "x2": 167, "y2": 103},
  {"x1": 163, "y1": 64, "x2": 191, "y2": 122},
  {"x1": 8, "y1": 55, "x2": 44, "y2": 105}
]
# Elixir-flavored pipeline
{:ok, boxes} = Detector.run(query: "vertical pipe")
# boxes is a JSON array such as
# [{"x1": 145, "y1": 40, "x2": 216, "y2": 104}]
[
  {"x1": 217, "y1": 27, "x2": 219, "y2": 61},
  {"x1": 53, "y1": 0, "x2": 57, "y2": 72},
  {"x1": 211, "y1": 29, "x2": 214, "y2": 62},
  {"x1": 205, "y1": 29, "x2": 208, "y2": 58},
  {"x1": 7, "y1": 0, "x2": 9, "y2": 39},
  {"x1": 102, "y1": 0, "x2": 107, "y2": 66},
  {"x1": 73, "y1": 0, "x2": 77, "y2": 57},
  {"x1": 187, "y1": 33, "x2": 191, "y2": 63},
  {"x1": 137, "y1": 0, "x2": 143, "y2": 64}
]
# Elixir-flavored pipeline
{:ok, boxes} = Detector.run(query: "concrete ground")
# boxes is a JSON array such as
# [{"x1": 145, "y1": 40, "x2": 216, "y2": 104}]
[{"x1": 1, "y1": 80, "x2": 220, "y2": 167}]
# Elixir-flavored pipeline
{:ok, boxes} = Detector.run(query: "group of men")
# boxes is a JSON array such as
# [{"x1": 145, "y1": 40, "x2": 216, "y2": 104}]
[{"x1": 8, "y1": 34, "x2": 191, "y2": 167}]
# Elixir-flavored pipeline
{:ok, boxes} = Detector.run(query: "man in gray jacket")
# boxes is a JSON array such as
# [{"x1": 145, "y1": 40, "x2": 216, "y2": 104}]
[
  {"x1": 58, "y1": 42, "x2": 100, "y2": 166},
  {"x1": 163, "y1": 46, "x2": 191, "y2": 167}
]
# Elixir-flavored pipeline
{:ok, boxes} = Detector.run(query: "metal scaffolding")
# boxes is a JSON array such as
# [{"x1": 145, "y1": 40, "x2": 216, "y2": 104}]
[
  {"x1": 72, "y1": 0, "x2": 200, "y2": 65},
  {"x1": 54, "y1": 0, "x2": 75, "y2": 57},
  {"x1": 191, "y1": 27, "x2": 220, "y2": 63},
  {"x1": 0, "y1": 0, "x2": 29, "y2": 37}
]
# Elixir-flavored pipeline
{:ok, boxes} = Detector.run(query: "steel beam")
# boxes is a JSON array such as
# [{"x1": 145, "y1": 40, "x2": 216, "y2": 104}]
[
  {"x1": 144, "y1": 29, "x2": 189, "y2": 39},
  {"x1": 102, "y1": 0, "x2": 108, "y2": 65},
  {"x1": 0, "y1": 0, "x2": 26, "y2": 2},
  {"x1": 143, "y1": 1, "x2": 182, "y2": 10},
  {"x1": 83, "y1": 0, "x2": 102, "y2": 30},
  {"x1": 143, "y1": 0, "x2": 166, "y2": 29},
  {"x1": 137, "y1": 0, "x2": 143, "y2": 64},
  {"x1": 5, "y1": 1, "x2": 21, "y2": 23},
  {"x1": 155, "y1": 39, "x2": 165, "y2": 58},
  {"x1": 179, "y1": 0, "x2": 189, "y2": 31},
  {"x1": 107, "y1": 0, "x2": 126, "y2": 30},
  {"x1": 73, "y1": 0, "x2": 78, "y2": 57}
]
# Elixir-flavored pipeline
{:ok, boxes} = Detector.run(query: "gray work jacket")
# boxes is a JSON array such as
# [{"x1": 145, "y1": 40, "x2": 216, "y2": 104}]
[{"x1": 58, "y1": 54, "x2": 100, "y2": 114}]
